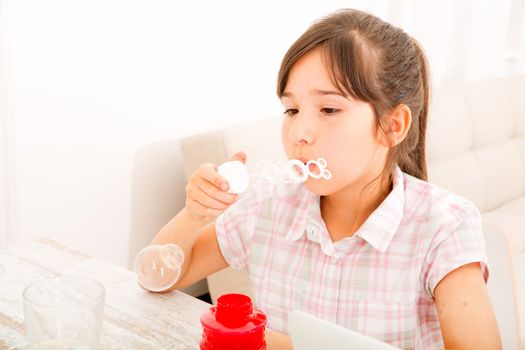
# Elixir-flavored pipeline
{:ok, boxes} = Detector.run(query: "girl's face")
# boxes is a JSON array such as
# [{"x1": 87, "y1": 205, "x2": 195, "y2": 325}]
[{"x1": 280, "y1": 48, "x2": 389, "y2": 196}]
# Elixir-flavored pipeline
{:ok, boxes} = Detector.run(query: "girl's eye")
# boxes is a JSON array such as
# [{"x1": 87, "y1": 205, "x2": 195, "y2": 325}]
[
  {"x1": 321, "y1": 108, "x2": 340, "y2": 115},
  {"x1": 283, "y1": 109, "x2": 298, "y2": 116}
]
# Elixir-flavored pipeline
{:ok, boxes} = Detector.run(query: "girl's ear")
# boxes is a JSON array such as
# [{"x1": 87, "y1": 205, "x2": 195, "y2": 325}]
[{"x1": 378, "y1": 104, "x2": 412, "y2": 147}]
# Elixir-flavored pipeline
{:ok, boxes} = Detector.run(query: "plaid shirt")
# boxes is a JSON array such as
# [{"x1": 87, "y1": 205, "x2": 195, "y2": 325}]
[{"x1": 215, "y1": 166, "x2": 489, "y2": 349}]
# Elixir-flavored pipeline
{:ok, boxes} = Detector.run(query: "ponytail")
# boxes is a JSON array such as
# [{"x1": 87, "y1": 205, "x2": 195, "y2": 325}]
[{"x1": 397, "y1": 39, "x2": 430, "y2": 181}]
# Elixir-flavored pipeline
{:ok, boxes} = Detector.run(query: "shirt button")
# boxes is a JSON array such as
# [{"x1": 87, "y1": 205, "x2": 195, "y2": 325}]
[
  {"x1": 330, "y1": 257, "x2": 339, "y2": 264},
  {"x1": 307, "y1": 229, "x2": 315, "y2": 238}
]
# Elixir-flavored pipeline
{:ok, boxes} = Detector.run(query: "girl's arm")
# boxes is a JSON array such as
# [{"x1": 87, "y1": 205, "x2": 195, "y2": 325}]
[
  {"x1": 149, "y1": 152, "x2": 246, "y2": 292},
  {"x1": 265, "y1": 329, "x2": 293, "y2": 350},
  {"x1": 151, "y1": 208, "x2": 228, "y2": 291},
  {"x1": 435, "y1": 262, "x2": 502, "y2": 350},
  {"x1": 264, "y1": 263, "x2": 501, "y2": 350}
]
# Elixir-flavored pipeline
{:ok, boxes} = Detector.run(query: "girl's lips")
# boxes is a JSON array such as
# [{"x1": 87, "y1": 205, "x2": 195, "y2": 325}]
[
  {"x1": 296, "y1": 157, "x2": 309, "y2": 164},
  {"x1": 295, "y1": 157, "x2": 319, "y2": 174}
]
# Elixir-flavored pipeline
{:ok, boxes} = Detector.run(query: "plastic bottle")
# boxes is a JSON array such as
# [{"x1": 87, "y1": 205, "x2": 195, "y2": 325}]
[{"x1": 200, "y1": 293, "x2": 267, "y2": 350}]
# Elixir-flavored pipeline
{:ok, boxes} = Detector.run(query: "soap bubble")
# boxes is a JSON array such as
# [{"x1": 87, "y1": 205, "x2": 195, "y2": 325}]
[
  {"x1": 133, "y1": 244, "x2": 184, "y2": 292},
  {"x1": 254, "y1": 158, "x2": 332, "y2": 184}
]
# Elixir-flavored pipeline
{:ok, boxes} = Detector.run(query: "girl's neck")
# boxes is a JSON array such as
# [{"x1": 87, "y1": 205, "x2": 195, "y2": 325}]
[{"x1": 320, "y1": 170, "x2": 392, "y2": 242}]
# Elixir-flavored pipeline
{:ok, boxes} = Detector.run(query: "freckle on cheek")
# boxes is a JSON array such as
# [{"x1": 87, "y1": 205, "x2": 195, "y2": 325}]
[{"x1": 462, "y1": 301, "x2": 468, "y2": 307}]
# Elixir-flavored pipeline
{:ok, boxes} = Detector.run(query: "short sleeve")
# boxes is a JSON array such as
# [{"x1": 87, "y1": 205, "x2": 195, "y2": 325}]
[
  {"x1": 215, "y1": 180, "x2": 270, "y2": 271},
  {"x1": 425, "y1": 206, "x2": 489, "y2": 298}
]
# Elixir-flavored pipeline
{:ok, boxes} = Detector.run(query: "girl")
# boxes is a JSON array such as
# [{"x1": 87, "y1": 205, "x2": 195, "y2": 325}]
[{"x1": 151, "y1": 9, "x2": 501, "y2": 350}]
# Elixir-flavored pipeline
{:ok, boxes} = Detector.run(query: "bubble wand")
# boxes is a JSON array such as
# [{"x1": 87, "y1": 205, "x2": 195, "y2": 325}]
[{"x1": 218, "y1": 157, "x2": 332, "y2": 194}]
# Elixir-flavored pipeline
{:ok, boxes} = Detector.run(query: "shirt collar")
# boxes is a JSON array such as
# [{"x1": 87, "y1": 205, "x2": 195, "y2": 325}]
[
  {"x1": 285, "y1": 166, "x2": 405, "y2": 254},
  {"x1": 354, "y1": 166, "x2": 405, "y2": 252}
]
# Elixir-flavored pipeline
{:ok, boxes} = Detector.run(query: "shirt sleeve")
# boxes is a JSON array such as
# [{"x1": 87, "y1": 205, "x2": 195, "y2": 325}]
[
  {"x1": 215, "y1": 181, "x2": 269, "y2": 271},
  {"x1": 425, "y1": 205, "x2": 489, "y2": 298}
]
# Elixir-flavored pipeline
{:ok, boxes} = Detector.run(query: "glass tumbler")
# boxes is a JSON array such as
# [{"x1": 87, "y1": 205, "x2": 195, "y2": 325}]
[{"x1": 22, "y1": 276, "x2": 105, "y2": 350}]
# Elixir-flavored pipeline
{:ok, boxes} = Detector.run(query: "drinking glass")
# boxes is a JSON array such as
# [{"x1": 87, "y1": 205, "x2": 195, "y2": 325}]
[{"x1": 23, "y1": 276, "x2": 105, "y2": 350}]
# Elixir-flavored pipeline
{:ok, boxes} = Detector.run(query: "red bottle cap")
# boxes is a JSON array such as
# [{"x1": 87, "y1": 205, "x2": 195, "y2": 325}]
[{"x1": 200, "y1": 293, "x2": 267, "y2": 350}]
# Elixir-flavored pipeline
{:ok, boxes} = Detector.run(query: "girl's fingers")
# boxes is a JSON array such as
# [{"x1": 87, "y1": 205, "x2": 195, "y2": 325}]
[
  {"x1": 185, "y1": 161, "x2": 243, "y2": 223},
  {"x1": 188, "y1": 183, "x2": 230, "y2": 210},
  {"x1": 197, "y1": 163, "x2": 230, "y2": 192},
  {"x1": 195, "y1": 176, "x2": 238, "y2": 205},
  {"x1": 230, "y1": 151, "x2": 247, "y2": 163},
  {"x1": 186, "y1": 197, "x2": 225, "y2": 218}
]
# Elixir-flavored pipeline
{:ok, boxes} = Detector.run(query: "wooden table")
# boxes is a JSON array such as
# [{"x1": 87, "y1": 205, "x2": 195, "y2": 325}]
[{"x1": 0, "y1": 239, "x2": 210, "y2": 349}]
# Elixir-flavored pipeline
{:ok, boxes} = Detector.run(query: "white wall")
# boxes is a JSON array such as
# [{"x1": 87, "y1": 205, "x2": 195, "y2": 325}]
[
  {"x1": 4, "y1": 0, "x2": 342, "y2": 267},
  {"x1": 0, "y1": 0, "x2": 14, "y2": 248},
  {"x1": 2, "y1": 0, "x2": 525, "y2": 268}
]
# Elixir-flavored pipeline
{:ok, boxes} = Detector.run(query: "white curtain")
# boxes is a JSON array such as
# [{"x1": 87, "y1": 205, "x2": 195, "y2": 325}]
[{"x1": 339, "y1": 0, "x2": 525, "y2": 86}]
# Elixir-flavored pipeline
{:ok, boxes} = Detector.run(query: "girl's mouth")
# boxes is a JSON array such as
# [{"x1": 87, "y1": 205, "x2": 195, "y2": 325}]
[
  {"x1": 308, "y1": 162, "x2": 320, "y2": 176},
  {"x1": 296, "y1": 158, "x2": 321, "y2": 176}
]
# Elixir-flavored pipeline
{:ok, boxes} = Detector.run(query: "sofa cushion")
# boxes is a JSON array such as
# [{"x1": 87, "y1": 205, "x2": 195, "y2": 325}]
[
  {"x1": 476, "y1": 141, "x2": 525, "y2": 210},
  {"x1": 483, "y1": 207, "x2": 525, "y2": 349},
  {"x1": 427, "y1": 85, "x2": 474, "y2": 160},
  {"x1": 464, "y1": 79, "x2": 514, "y2": 148},
  {"x1": 512, "y1": 251, "x2": 525, "y2": 349},
  {"x1": 428, "y1": 154, "x2": 485, "y2": 210},
  {"x1": 484, "y1": 199, "x2": 525, "y2": 252}
]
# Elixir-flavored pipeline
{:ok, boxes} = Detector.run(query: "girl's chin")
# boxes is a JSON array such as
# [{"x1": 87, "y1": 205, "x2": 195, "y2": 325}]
[{"x1": 303, "y1": 179, "x2": 334, "y2": 196}]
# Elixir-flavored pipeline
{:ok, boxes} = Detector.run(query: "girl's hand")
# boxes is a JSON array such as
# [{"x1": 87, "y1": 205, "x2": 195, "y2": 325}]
[
  {"x1": 185, "y1": 151, "x2": 247, "y2": 224},
  {"x1": 265, "y1": 329, "x2": 293, "y2": 350}
]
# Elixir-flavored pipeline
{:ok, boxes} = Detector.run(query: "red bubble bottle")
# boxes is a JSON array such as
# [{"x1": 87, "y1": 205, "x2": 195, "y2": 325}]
[{"x1": 200, "y1": 293, "x2": 267, "y2": 350}]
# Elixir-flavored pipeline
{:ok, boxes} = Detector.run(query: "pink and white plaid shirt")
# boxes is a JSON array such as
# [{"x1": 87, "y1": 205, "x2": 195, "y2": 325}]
[{"x1": 215, "y1": 166, "x2": 489, "y2": 349}]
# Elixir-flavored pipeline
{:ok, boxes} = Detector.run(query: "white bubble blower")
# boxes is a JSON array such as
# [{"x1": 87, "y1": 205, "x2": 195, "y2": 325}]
[{"x1": 218, "y1": 157, "x2": 333, "y2": 194}]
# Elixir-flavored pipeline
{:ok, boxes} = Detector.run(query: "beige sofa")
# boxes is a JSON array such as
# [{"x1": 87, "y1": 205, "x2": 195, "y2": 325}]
[{"x1": 130, "y1": 75, "x2": 524, "y2": 349}]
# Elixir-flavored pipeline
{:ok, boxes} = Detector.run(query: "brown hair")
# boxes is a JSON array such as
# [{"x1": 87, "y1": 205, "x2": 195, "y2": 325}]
[{"x1": 277, "y1": 9, "x2": 430, "y2": 181}]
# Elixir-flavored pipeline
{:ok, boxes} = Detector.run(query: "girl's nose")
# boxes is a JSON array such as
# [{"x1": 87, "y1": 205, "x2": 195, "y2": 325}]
[{"x1": 288, "y1": 115, "x2": 315, "y2": 145}]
